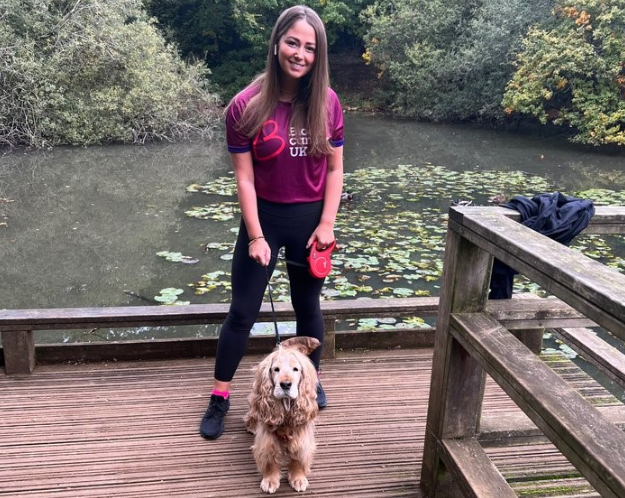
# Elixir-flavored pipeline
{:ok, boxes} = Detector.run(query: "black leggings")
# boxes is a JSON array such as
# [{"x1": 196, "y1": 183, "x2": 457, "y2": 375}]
[{"x1": 214, "y1": 198, "x2": 326, "y2": 382}]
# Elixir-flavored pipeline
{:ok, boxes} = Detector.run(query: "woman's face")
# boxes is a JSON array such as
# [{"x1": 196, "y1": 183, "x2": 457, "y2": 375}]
[{"x1": 277, "y1": 19, "x2": 316, "y2": 86}]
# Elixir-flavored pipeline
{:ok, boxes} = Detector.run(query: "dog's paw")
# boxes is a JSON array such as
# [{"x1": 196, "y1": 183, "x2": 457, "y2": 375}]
[
  {"x1": 288, "y1": 475, "x2": 309, "y2": 492},
  {"x1": 260, "y1": 476, "x2": 280, "y2": 494}
]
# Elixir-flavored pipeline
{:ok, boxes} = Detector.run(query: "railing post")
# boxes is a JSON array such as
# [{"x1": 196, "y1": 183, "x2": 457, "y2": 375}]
[
  {"x1": 509, "y1": 295, "x2": 544, "y2": 354},
  {"x1": 512, "y1": 328, "x2": 544, "y2": 354},
  {"x1": 322, "y1": 318, "x2": 336, "y2": 360},
  {"x1": 2, "y1": 330, "x2": 36, "y2": 374},
  {"x1": 421, "y1": 218, "x2": 494, "y2": 497}
]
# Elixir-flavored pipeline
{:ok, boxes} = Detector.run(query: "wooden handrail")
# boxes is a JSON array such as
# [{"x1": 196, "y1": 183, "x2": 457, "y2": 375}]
[
  {"x1": 0, "y1": 295, "x2": 597, "y2": 331},
  {"x1": 450, "y1": 208, "x2": 625, "y2": 339},
  {"x1": 0, "y1": 297, "x2": 441, "y2": 374},
  {"x1": 0, "y1": 297, "x2": 438, "y2": 330},
  {"x1": 457, "y1": 205, "x2": 625, "y2": 235},
  {"x1": 451, "y1": 312, "x2": 625, "y2": 497},
  {"x1": 421, "y1": 204, "x2": 625, "y2": 498},
  {"x1": 0, "y1": 294, "x2": 614, "y2": 375}
]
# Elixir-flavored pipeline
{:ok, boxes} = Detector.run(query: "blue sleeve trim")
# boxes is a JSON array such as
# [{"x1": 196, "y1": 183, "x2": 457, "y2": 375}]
[
  {"x1": 227, "y1": 145, "x2": 251, "y2": 153},
  {"x1": 329, "y1": 139, "x2": 344, "y2": 147}
]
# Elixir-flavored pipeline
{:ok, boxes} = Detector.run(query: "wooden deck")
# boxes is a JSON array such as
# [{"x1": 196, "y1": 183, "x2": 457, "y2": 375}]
[{"x1": 0, "y1": 347, "x2": 620, "y2": 497}]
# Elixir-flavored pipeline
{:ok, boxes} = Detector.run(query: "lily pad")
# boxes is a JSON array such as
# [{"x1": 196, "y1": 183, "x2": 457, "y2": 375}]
[
  {"x1": 154, "y1": 287, "x2": 186, "y2": 305},
  {"x1": 157, "y1": 251, "x2": 198, "y2": 264},
  {"x1": 167, "y1": 161, "x2": 625, "y2": 326}
]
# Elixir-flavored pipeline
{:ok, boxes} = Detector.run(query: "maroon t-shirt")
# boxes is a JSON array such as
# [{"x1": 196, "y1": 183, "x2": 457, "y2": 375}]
[{"x1": 226, "y1": 85, "x2": 344, "y2": 203}]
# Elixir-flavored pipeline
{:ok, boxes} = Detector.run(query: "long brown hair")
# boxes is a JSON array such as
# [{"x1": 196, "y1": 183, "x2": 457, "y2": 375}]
[{"x1": 233, "y1": 5, "x2": 332, "y2": 157}]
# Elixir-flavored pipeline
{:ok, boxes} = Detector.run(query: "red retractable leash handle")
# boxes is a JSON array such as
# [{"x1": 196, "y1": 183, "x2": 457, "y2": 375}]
[
  {"x1": 307, "y1": 239, "x2": 337, "y2": 279},
  {"x1": 265, "y1": 240, "x2": 336, "y2": 345}
]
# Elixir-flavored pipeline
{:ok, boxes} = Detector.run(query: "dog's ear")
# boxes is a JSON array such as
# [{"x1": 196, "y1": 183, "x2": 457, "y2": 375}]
[
  {"x1": 280, "y1": 336, "x2": 320, "y2": 355},
  {"x1": 292, "y1": 357, "x2": 319, "y2": 424}
]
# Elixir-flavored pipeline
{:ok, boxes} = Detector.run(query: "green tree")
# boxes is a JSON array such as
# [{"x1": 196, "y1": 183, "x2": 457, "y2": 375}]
[
  {"x1": 145, "y1": 0, "x2": 374, "y2": 99},
  {"x1": 362, "y1": 0, "x2": 553, "y2": 121},
  {"x1": 503, "y1": 0, "x2": 625, "y2": 146},
  {"x1": 144, "y1": 0, "x2": 252, "y2": 95},
  {"x1": 0, "y1": 0, "x2": 220, "y2": 148}
]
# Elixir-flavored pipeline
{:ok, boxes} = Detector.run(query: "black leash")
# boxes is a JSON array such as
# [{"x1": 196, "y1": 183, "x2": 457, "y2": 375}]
[
  {"x1": 263, "y1": 253, "x2": 310, "y2": 346},
  {"x1": 274, "y1": 255, "x2": 307, "y2": 268},
  {"x1": 265, "y1": 266, "x2": 281, "y2": 346}
]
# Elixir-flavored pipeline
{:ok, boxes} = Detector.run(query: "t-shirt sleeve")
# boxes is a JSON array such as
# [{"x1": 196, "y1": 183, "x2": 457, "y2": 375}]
[
  {"x1": 226, "y1": 94, "x2": 251, "y2": 153},
  {"x1": 328, "y1": 91, "x2": 344, "y2": 148}
]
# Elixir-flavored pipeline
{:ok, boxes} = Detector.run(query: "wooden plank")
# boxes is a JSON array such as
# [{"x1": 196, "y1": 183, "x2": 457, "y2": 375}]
[
  {"x1": 333, "y1": 327, "x2": 435, "y2": 351},
  {"x1": 0, "y1": 293, "x2": 606, "y2": 373},
  {"x1": 486, "y1": 297, "x2": 597, "y2": 330},
  {"x1": 1, "y1": 330, "x2": 35, "y2": 374},
  {"x1": 580, "y1": 206, "x2": 625, "y2": 234},
  {"x1": 450, "y1": 209, "x2": 625, "y2": 340},
  {"x1": 454, "y1": 205, "x2": 625, "y2": 234},
  {"x1": 421, "y1": 228, "x2": 492, "y2": 497},
  {"x1": 438, "y1": 438, "x2": 517, "y2": 498},
  {"x1": 0, "y1": 348, "x2": 617, "y2": 498},
  {"x1": 0, "y1": 328, "x2": 436, "y2": 368},
  {"x1": 0, "y1": 303, "x2": 228, "y2": 330},
  {"x1": 322, "y1": 296, "x2": 440, "y2": 319},
  {"x1": 450, "y1": 312, "x2": 625, "y2": 498},
  {"x1": 479, "y1": 405, "x2": 625, "y2": 446},
  {"x1": 0, "y1": 349, "x2": 431, "y2": 498},
  {"x1": 0, "y1": 295, "x2": 602, "y2": 334},
  {"x1": 0, "y1": 298, "x2": 440, "y2": 331},
  {"x1": 553, "y1": 327, "x2": 625, "y2": 391},
  {"x1": 0, "y1": 297, "x2": 438, "y2": 372},
  {"x1": 0, "y1": 292, "x2": 615, "y2": 373}
]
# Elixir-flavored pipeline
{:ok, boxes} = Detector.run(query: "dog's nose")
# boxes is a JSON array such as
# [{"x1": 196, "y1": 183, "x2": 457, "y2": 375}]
[{"x1": 279, "y1": 381, "x2": 292, "y2": 391}]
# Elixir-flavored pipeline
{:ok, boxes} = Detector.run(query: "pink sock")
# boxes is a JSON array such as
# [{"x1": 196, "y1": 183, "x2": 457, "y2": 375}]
[{"x1": 212, "y1": 389, "x2": 229, "y2": 400}]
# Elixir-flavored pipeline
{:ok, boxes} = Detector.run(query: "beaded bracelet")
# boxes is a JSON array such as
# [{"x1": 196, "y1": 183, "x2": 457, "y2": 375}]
[{"x1": 248, "y1": 236, "x2": 265, "y2": 247}]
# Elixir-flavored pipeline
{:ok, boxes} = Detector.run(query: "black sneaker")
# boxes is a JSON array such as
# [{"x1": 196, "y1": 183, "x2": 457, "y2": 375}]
[
  {"x1": 316, "y1": 382, "x2": 327, "y2": 409},
  {"x1": 199, "y1": 394, "x2": 230, "y2": 439}
]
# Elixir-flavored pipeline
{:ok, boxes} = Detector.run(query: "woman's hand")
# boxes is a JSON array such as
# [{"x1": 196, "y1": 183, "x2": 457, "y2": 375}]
[
  {"x1": 307, "y1": 223, "x2": 335, "y2": 251},
  {"x1": 249, "y1": 237, "x2": 271, "y2": 266}
]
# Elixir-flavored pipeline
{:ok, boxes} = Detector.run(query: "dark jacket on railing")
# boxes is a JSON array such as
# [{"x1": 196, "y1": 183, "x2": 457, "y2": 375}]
[{"x1": 489, "y1": 192, "x2": 595, "y2": 299}]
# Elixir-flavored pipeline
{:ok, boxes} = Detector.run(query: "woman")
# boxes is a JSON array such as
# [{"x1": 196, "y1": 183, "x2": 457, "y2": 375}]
[{"x1": 200, "y1": 5, "x2": 344, "y2": 440}]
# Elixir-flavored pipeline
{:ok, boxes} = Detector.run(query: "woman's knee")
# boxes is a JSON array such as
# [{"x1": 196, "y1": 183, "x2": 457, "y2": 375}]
[{"x1": 223, "y1": 308, "x2": 257, "y2": 334}]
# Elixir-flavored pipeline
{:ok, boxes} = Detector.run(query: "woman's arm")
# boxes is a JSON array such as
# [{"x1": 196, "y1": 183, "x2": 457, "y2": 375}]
[
  {"x1": 230, "y1": 152, "x2": 271, "y2": 266},
  {"x1": 307, "y1": 145, "x2": 344, "y2": 249}
]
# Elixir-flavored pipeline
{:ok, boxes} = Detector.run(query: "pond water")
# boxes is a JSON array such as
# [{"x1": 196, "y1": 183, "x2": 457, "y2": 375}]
[{"x1": 1, "y1": 113, "x2": 625, "y2": 398}]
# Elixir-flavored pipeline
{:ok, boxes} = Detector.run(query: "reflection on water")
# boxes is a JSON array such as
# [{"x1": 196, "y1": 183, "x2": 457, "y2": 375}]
[
  {"x1": 2, "y1": 115, "x2": 625, "y2": 348},
  {"x1": 1, "y1": 139, "x2": 229, "y2": 313}
]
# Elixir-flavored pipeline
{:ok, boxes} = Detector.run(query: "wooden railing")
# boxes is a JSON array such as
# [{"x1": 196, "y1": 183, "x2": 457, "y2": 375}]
[
  {"x1": 421, "y1": 205, "x2": 625, "y2": 498},
  {"x1": 0, "y1": 298, "x2": 439, "y2": 374},
  {"x1": 1, "y1": 207, "x2": 623, "y2": 373},
  {"x1": 0, "y1": 293, "x2": 596, "y2": 375}
]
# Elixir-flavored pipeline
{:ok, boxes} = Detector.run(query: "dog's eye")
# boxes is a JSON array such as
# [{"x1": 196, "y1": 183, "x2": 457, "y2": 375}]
[
  {"x1": 293, "y1": 367, "x2": 299, "y2": 372},
  {"x1": 272, "y1": 367, "x2": 280, "y2": 372}
]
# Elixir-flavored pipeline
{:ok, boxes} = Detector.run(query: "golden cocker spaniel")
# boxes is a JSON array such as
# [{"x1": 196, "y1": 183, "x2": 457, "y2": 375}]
[{"x1": 244, "y1": 336, "x2": 320, "y2": 494}]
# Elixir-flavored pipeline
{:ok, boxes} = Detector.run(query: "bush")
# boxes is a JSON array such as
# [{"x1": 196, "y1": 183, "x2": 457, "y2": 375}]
[
  {"x1": 361, "y1": 0, "x2": 553, "y2": 121},
  {"x1": 0, "y1": 0, "x2": 220, "y2": 148},
  {"x1": 502, "y1": 0, "x2": 625, "y2": 146}
]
